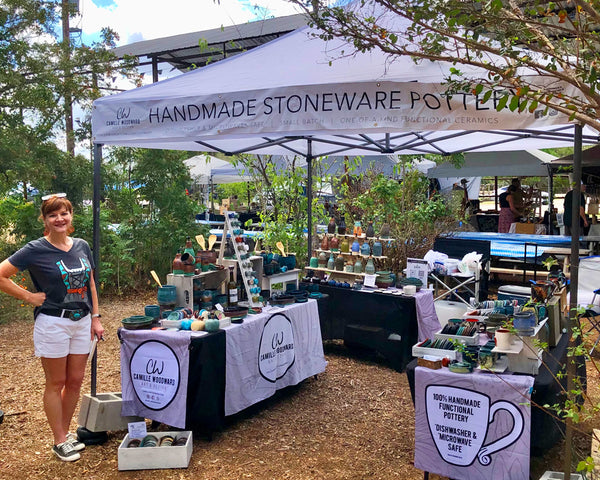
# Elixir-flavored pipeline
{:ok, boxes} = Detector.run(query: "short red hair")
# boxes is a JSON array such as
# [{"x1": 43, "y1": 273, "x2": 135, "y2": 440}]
[{"x1": 40, "y1": 196, "x2": 75, "y2": 235}]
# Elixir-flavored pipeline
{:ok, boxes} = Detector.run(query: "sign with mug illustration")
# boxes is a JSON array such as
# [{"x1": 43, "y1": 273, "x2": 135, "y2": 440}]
[{"x1": 414, "y1": 367, "x2": 534, "y2": 480}]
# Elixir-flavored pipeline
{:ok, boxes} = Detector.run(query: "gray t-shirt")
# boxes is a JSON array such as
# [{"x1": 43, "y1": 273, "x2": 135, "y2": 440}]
[{"x1": 9, "y1": 237, "x2": 95, "y2": 312}]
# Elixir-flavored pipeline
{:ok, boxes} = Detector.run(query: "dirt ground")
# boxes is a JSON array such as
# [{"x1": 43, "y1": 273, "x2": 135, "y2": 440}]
[{"x1": 0, "y1": 291, "x2": 598, "y2": 480}]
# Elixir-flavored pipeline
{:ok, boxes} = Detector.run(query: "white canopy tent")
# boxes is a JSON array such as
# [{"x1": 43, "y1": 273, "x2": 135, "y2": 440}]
[
  {"x1": 426, "y1": 150, "x2": 557, "y2": 178},
  {"x1": 90, "y1": 1, "x2": 595, "y2": 319},
  {"x1": 184, "y1": 154, "x2": 253, "y2": 184}
]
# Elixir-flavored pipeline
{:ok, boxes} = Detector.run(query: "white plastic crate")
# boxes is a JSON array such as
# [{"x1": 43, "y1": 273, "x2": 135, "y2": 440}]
[
  {"x1": 412, "y1": 343, "x2": 459, "y2": 361},
  {"x1": 118, "y1": 431, "x2": 193, "y2": 471}
]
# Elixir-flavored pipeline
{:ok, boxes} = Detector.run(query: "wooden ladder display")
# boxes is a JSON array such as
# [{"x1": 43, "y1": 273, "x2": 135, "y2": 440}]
[{"x1": 218, "y1": 211, "x2": 262, "y2": 308}]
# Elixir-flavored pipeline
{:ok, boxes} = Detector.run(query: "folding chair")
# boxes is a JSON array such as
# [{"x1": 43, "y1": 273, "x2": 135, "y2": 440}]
[{"x1": 581, "y1": 288, "x2": 600, "y2": 355}]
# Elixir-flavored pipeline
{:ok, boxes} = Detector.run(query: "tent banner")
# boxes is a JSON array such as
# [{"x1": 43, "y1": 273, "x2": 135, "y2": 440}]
[
  {"x1": 414, "y1": 366, "x2": 534, "y2": 480},
  {"x1": 92, "y1": 79, "x2": 575, "y2": 143}
]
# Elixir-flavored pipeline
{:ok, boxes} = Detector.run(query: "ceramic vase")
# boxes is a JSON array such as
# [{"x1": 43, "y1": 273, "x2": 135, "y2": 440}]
[
  {"x1": 327, "y1": 217, "x2": 337, "y2": 234},
  {"x1": 309, "y1": 254, "x2": 319, "y2": 268},
  {"x1": 353, "y1": 221, "x2": 362, "y2": 237},
  {"x1": 318, "y1": 251, "x2": 328, "y2": 268},
  {"x1": 340, "y1": 237, "x2": 350, "y2": 253},
  {"x1": 365, "y1": 256, "x2": 376, "y2": 275},
  {"x1": 337, "y1": 217, "x2": 347, "y2": 235},
  {"x1": 360, "y1": 242, "x2": 371, "y2": 256},
  {"x1": 351, "y1": 237, "x2": 360, "y2": 253},
  {"x1": 372, "y1": 239, "x2": 383, "y2": 257},
  {"x1": 353, "y1": 257, "x2": 363, "y2": 273},
  {"x1": 172, "y1": 250, "x2": 184, "y2": 275},
  {"x1": 330, "y1": 235, "x2": 340, "y2": 250},
  {"x1": 380, "y1": 222, "x2": 390, "y2": 238},
  {"x1": 334, "y1": 254, "x2": 345, "y2": 271},
  {"x1": 327, "y1": 252, "x2": 335, "y2": 270},
  {"x1": 320, "y1": 234, "x2": 329, "y2": 251},
  {"x1": 365, "y1": 221, "x2": 375, "y2": 238}
]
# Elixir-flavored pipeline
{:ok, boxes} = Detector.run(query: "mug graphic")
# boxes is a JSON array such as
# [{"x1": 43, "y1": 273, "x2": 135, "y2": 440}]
[{"x1": 425, "y1": 385, "x2": 524, "y2": 466}]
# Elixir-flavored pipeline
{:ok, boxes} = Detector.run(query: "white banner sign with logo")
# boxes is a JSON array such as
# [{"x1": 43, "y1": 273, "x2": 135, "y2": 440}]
[
  {"x1": 414, "y1": 366, "x2": 534, "y2": 479},
  {"x1": 224, "y1": 300, "x2": 327, "y2": 416},
  {"x1": 120, "y1": 329, "x2": 191, "y2": 429}
]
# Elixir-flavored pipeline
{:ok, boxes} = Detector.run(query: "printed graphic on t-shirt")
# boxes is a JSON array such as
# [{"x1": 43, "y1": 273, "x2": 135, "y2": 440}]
[{"x1": 56, "y1": 257, "x2": 91, "y2": 302}]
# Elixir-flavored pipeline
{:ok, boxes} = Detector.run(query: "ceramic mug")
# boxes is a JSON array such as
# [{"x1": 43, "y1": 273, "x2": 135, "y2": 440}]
[{"x1": 494, "y1": 328, "x2": 513, "y2": 350}]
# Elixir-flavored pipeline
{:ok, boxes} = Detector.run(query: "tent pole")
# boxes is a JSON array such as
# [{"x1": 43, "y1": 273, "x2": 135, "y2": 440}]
[
  {"x1": 91, "y1": 142, "x2": 103, "y2": 397},
  {"x1": 210, "y1": 176, "x2": 214, "y2": 219},
  {"x1": 307, "y1": 140, "x2": 313, "y2": 260},
  {"x1": 547, "y1": 164, "x2": 554, "y2": 234},
  {"x1": 494, "y1": 177, "x2": 498, "y2": 211},
  {"x1": 564, "y1": 123, "x2": 583, "y2": 479}
]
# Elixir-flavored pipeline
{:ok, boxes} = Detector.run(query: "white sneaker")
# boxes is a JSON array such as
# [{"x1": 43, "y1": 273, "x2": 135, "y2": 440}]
[
  {"x1": 66, "y1": 432, "x2": 85, "y2": 451},
  {"x1": 52, "y1": 441, "x2": 81, "y2": 462}
]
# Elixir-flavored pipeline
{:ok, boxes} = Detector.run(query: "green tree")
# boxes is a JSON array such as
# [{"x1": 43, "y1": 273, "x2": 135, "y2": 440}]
[
  {"x1": 0, "y1": 0, "x2": 138, "y2": 198},
  {"x1": 292, "y1": 0, "x2": 600, "y2": 129}
]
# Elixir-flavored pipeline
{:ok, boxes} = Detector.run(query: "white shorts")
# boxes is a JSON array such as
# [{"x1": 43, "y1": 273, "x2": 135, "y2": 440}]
[{"x1": 33, "y1": 312, "x2": 92, "y2": 358}]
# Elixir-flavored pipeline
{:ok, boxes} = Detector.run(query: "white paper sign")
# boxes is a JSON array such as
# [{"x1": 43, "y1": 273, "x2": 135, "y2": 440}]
[
  {"x1": 407, "y1": 258, "x2": 429, "y2": 285},
  {"x1": 128, "y1": 421, "x2": 147, "y2": 439},
  {"x1": 364, "y1": 274, "x2": 377, "y2": 288}
]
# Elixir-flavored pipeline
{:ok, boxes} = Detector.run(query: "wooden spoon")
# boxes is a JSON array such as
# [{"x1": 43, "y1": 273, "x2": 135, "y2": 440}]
[
  {"x1": 207, "y1": 234, "x2": 217, "y2": 251},
  {"x1": 196, "y1": 234, "x2": 206, "y2": 251},
  {"x1": 150, "y1": 270, "x2": 162, "y2": 288},
  {"x1": 276, "y1": 241, "x2": 287, "y2": 257}
]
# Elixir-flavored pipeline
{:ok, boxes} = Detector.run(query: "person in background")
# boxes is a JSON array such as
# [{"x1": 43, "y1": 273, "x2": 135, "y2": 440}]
[
  {"x1": 0, "y1": 194, "x2": 104, "y2": 462},
  {"x1": 511, "y1": 178, "x2": 525, "y2": 216},
  {"x1": 498, "y1": 185, "x2": 522, "y2": 233},
  {"x1": 563, "y1": 182, "x2": 588, "y2": 236}
]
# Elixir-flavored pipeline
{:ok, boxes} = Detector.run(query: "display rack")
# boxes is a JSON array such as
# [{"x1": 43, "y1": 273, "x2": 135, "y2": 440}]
[{"x1": 218, "y1": 211, "x2": 262, "y2": 308}]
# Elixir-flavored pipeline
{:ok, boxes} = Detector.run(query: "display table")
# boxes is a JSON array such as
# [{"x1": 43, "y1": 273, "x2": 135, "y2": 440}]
[
  {"x1": 304, "y1": 283, "x2": 437, "y2": 371},
  {"x1": 119, "y1": 300, "x2": 327, "y2": 432},
  {"x1": 406, "y1": 332, "x2": 587, "y2": 457}
]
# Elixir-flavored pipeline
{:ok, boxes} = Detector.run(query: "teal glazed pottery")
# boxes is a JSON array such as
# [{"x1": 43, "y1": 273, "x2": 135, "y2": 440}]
[
  {"x1": 353, "y1": 257, "x2": 363, "y2": 273},
  {"x1": 360, "y1": 242, "x2": 371, "y2": 256},
  {"x1": 309, "y1": 254, "x2": 319, "y2": 268},
  {"x1": 365, "y1": 257, "x2": 376, "y2": 275},
  {"x1": 327, "y1": 252, "x2": 335, "y2": 270},
  {"x1": 204, "y1": 318, "x2": 220, "y2": 332},
  {"x1": 372, "y1": 239, "x2": 383, "y2": 257},
  {"x1": 157, "y1": 285, "x2": 177, "y2": 305}
]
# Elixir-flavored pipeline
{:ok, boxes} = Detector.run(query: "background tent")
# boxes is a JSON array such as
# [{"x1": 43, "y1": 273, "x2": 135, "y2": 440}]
[
  {"x1": 426, "y1": 150, "x2": 556, "y2": 178},
  {"x1": 184, "y1": 154, "x2": 253, "y2": 184}
]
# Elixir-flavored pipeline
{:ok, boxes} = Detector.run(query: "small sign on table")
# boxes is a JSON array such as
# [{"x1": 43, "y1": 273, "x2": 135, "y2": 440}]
[{"x1": 406, "y1": 258, "x2": 429, "y2": 286}]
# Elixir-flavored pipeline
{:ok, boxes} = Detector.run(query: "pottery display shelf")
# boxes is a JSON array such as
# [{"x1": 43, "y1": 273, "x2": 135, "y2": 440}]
[
  {"x1": 314, "y1": 248, "x2": 388, "y2": 260},
  {"x1": 322, "y1": 233, "x2": 395, "y2": 241}
]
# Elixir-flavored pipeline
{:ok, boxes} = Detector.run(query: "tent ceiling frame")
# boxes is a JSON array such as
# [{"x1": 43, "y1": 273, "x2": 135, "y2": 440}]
[{"x1": 188, "y1": 127, "x2": 599, "y2": 159}]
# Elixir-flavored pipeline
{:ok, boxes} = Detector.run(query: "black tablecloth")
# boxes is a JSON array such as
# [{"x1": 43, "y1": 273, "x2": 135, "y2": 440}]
[
  {"x1": 405, "y1": 333, "x2": 587, "y2": 456},
  {"x1": 185, "y1": 330, "x2": 226, "y2": 433},
  {"x1": 306, "y1": 283, "x2": 419, "y2": 372}
]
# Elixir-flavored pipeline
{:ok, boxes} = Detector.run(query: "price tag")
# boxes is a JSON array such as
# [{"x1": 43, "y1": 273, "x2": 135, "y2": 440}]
[
  {"x1": 363, "y1": 274, "x2": 377, "y2": 288},
  {"x1": 128, "y1": 421, "x2": 147, "y2": 440},
  {"x1": 406, "y1": 258, "x2": 429, "y2": 285},
  {"x1": 215, "y1": 303, "x2": 224, "y2": 312}
]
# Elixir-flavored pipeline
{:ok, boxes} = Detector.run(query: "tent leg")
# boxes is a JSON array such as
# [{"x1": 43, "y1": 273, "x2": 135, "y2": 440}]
[
  {"x1": 564, "y1": 123, "x2": 583, "y2": 479},
  {"x1": 92, "y1": 143, "x2": 103, "y2": 397},
  {"x1": 307, "y1": 140, "x2": 313, "y2": 260}
]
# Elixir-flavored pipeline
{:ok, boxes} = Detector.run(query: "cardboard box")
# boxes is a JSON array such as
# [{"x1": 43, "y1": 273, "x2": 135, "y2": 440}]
[
  {"x1": 515, "y1": 222, "x2": 536, "y2": 234},
  {"x1": 118, "y1": 431, "x2": 193, "y2": 471}
]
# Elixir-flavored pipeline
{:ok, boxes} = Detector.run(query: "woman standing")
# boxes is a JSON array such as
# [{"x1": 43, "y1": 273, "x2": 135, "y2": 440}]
[
  {"x1": 0, "y1": 194, "x2": 104, "y2": 462},
  {"x1": 498, "y1": 185, "x2": 522, "y2": 233}
]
